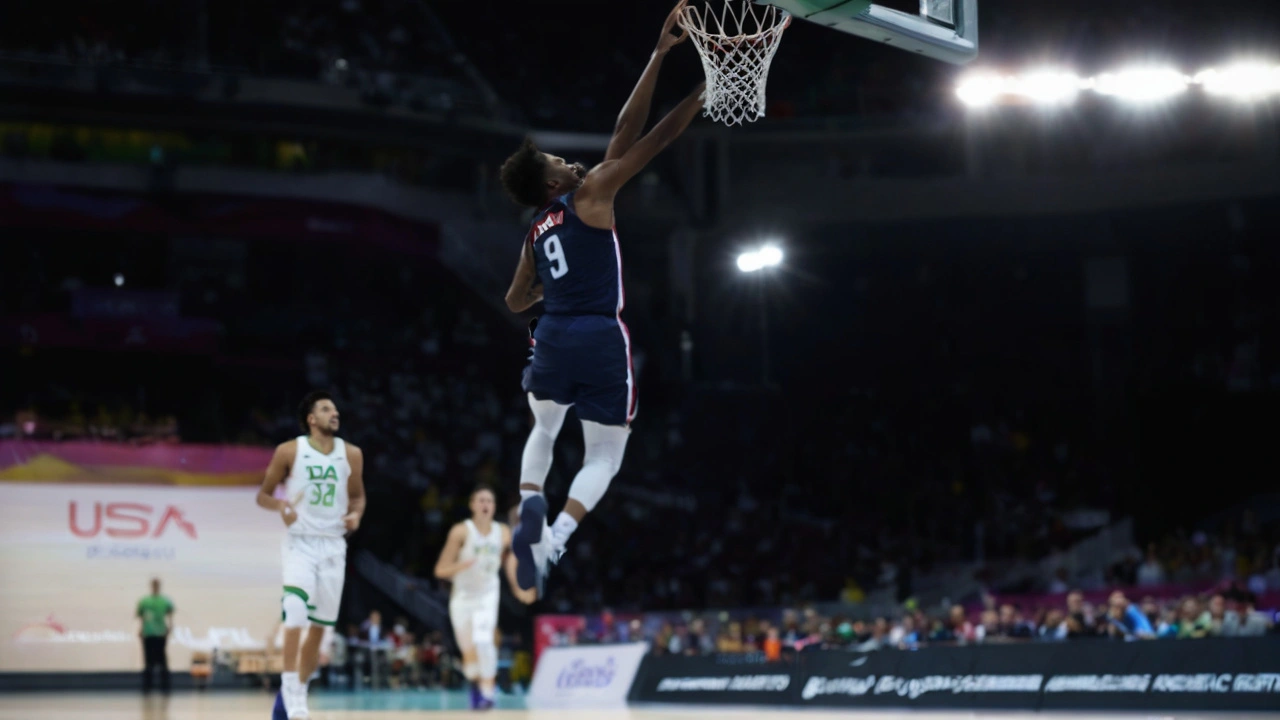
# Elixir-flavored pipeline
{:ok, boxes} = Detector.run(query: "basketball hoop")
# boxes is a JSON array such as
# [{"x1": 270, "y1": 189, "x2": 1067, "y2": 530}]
[{"x1": 679, "y1": 1, "x2": 790, "y2": 127}]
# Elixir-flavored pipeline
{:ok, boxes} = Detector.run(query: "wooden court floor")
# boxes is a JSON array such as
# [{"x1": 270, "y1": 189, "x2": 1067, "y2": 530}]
[{"x1": 2, "y1": 692, "x2": 1279, "y2": 720}]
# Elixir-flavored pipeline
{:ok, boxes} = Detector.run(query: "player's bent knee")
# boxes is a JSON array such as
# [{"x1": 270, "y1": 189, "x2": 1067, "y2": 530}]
[
  {"x1": 476, "y1": 642, "x2": 498, "y2": 680},
  {"x1": 528, "y1": 394, "x2": 569, "y2": 436},
  {"x1": 582, "y1": 420, "x2": 629, "y2": 476},
  {"x1": 282, "y1": 593, "x2": 308, "y2": 629}
]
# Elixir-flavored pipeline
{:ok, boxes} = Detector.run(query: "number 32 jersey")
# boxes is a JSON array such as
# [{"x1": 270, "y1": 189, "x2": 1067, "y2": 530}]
[
  {"x1": 529, "y1": 192, "x2": 624, "y2": 318},
  {"x1": 285, "y1": 436, "x2": 351, "y2": 538}
]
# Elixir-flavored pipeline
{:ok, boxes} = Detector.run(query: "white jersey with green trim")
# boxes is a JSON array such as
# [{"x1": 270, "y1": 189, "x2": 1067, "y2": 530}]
[
  {"x1": 284, "y1": 435, "x2": 351, "y2": 537},
  {"x1": 451, "y1": 520, "x2": 503, "y2": 601}
]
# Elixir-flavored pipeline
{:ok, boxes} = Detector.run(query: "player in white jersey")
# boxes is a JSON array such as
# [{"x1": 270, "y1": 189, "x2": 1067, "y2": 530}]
[
  {"x1": 257, "y1": 391, "x2": 366, "y2": 720},
  {"x1": 434, "y1": 485, "x2": 535, "y2": 710}
]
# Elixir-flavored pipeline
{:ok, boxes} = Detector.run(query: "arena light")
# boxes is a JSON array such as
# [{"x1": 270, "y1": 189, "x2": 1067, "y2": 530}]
[
  {"x1": 1014, "y1": 69, "x2": 1083, "y2": 105},
  {"x1": 1196, "y1": 62, "x2": 1280, "y2": 100},
  {"x1": 758, "y1": 244, "x2": 783, "y2": 267},
  {"x1": 737, "y1": 252, "x2": 764, "y2": 273},
  {"x1": 955, "y1": 72, "x2": 1007, "y2": 107},
  {"x1": 1093, "y1": 67, "x2": 1189, "y2": 102},
  {"x1": 737, "y1": 244, "x2": 783, "y2": 273}
]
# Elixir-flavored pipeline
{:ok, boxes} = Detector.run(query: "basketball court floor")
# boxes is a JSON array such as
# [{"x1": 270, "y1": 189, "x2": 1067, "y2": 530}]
[{"x1": 2, "y1": 691, "x2": 1279, "y2": 720}]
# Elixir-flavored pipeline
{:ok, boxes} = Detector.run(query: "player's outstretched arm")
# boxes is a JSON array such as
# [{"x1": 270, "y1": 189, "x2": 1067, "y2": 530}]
[
  {"x1": 256, "y1": 441, "x2": 298, "y2": 527},
  {"x1": 505, "y1": 235, "x2": 543, "y2": 313},
  {"x1": 580, "y1": 81, "x2": 706, "y2": 202},
  {"x1": 604, "y1": 0, "x2": 690, "y2": 162},
  {"x1": 344, "y1": 444, "x2": 366, "y2": 533},
  {"x1": 433, "y1": 523, "x2": 475, "y2": 580}
]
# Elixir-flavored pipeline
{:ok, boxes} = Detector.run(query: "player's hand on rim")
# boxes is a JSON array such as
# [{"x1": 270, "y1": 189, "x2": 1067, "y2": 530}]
[{"x1": 657, "y1": 0, "x2": 690, "y2": 55}]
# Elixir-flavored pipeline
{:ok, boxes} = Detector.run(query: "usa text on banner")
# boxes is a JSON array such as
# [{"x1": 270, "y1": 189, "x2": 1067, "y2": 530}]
[{"x1": 0, "y1": 483, "x2": 281, "y2": 672}]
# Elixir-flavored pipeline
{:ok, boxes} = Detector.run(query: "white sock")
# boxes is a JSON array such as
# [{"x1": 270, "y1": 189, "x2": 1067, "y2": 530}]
[
  {"x1": 550, "y1": 514, "x2": 578, "y2": 548},
  {"x1": 281, "y1": 672, "x2": 300, "y2": 714}
]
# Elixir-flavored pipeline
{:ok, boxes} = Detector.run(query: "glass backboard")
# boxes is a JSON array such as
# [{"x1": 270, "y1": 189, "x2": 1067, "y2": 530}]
[{"x1": 764, "y1": 0, "x2": 978, "y2": 64}]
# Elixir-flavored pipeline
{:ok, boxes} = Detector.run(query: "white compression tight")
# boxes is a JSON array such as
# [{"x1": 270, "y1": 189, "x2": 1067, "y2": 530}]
[
  {"x1": 519, "y1": 393, "x2": 630, "y2": 513},
  {"x1": 520, "y1": 395, "x2": 567, "y2": 492},
  {"x1": 570, "y1": 419, "x2": 629, "y2": 512}
]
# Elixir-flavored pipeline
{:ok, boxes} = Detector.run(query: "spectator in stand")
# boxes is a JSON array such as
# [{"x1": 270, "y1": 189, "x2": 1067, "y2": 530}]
[
  {"x1": 976, "y1": 609, "x2": 999, "y2": 642},
  {"x1": 687, "y1": 618, "x2": 715, "y2": 656},
  {"x1": 1175, "y1": 598, "x2": 1210, "y2": 638},
  {"x1": 667, "y1": 624, "x2": 691, "y2": 655},
  {"x1": 949, "y1": 604, "x2": 979, "y2": 643},
  {"x1": 762, "y1": 626, "x2": 782, "y2": 661},
  {"x1": 717, "y1": 621, "x2": 745, "y2": 653},
  {"x1": 926, "y1": 615, "x2": 955, "y2": 644},
  {"x1": 1038, "y1": 609, "x2": 1065, "y2": 640},
  {"x1": 894, "y1": 615, "x2": 921, "y2": 650},
  {"x1": 362, "y1": 610, "x2": 385, "y2": 644},
  {"x1": 1140, "y1": 596, "x2": 1161, "y2": 630},
  {"x1": 1200, "y1": 594, "x2": 1230, "y2": 636},
  {"x1": 1104, "y1": 591, "x2": 1155, "y2": 639},
  {"x1": 1224, "y1": 594, "x2": 1274, "y2": 636},
  {"x1": 419, "y1": 631, "x2": 448, "y2": 687},
  {"x1": 1156, "y1": 605, "x2": 1180, "y2": 638},
  {"x1": 1062, "y1": 589, "x2": 1092, "y2": 637},
  {"x1": 854, "y1": 618, "x2": 890, "y2": 651},
  {"x1": 998, "y1": 604, "x2": 1035, "y2": 639}
]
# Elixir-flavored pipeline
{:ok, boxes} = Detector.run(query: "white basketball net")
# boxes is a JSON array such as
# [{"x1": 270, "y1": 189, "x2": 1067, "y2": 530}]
[{"x1": 680, "y1": 1, "x2": 790, "y2": 127}]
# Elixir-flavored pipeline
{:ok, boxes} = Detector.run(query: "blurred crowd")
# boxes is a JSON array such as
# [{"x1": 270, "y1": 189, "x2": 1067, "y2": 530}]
[
  {"x1": 549, "y1": 583, "x2": 1277, "y2": 662},
  {"x1": 1, "y1": 406, "x2": 179, "y2": 443},
  {"x1": 1102, "y1": 517, "x2": 1280, "y2": 595},
  {"x1": 252, "y1": 609, "x2": 529, "y2": 692}
]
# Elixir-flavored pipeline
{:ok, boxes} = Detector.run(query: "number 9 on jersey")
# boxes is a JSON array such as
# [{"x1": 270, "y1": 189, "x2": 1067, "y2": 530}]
[{"x1": 544, "y1": 234, "x2": 569, "y2": 279}]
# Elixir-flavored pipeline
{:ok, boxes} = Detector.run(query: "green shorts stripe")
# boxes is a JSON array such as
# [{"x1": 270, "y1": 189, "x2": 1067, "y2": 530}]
[
  {"x1": 282, "y1": 585, "x2": 310, "y2": 602},
  {"x1": 308, "y1": 616, "x2": 336, "y2": 627}
]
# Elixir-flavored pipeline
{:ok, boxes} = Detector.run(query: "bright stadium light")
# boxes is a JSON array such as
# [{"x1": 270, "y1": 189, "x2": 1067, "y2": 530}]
[
  {"x1": 956, "y1": 72, "x2": 1007, "y2": 107},
  {"x1": 737, "y1": 243, "x2": 784, "y2": 273},
  {"x1": 737, "y1": 251, "x2": 763, "y2": 273},
  {"x1": 1196, "y1": 62, "x2": 1280, "y2": 100},
  {"x1": 1014, "y1": 69, "x2": 1082, "y2": 105},
  {"x1": 1093, "y1": 67, "x2": 1189, "y2": 102},
  {"x1": 758, "y1": 244, "x2": 783, "y2": 267}
]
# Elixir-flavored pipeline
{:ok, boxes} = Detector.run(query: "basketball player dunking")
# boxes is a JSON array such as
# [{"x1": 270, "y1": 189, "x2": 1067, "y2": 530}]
[
  {"x1": 500, "y1": 0, "x2": 704, "y2": 594},
  {"x1": 435, "y1": 486, "x2": 536, "y2": 710},
  {"x1": 256, "y1": 391, "x2": 365, "y2": 720}
]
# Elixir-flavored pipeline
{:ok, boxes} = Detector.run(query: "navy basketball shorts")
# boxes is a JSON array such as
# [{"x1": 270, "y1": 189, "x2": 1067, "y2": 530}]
[{"x1": 521, "y1": 314, "x2": 637, "y2": 427}]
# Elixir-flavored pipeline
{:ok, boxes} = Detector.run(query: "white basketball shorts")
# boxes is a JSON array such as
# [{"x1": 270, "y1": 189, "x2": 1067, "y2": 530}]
[
  {"x1": 281, "y1": 534, "x2": 347, "y2": 626},
  {"x1": 449, "y1": 593, "x2": 499, "y2": 650}
]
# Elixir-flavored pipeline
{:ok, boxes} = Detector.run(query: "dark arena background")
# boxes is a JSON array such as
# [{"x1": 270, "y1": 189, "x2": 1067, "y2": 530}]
[{"x1": 1, "y1": 0, "x2": 1279, "y2": 718}]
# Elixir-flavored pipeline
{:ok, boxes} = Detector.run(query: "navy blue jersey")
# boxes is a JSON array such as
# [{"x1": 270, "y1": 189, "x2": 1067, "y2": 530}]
[{"x1": 527, "y1": 192, "x2": 623, "y2": 317}]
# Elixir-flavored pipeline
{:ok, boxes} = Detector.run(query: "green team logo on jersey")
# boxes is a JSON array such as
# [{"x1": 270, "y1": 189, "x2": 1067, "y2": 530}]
[
  {"x1": 305, "y1": 465, "x2": 339, "y2": 507},
  {"x1": 306, "y1": 466, "x2": 338, "y2": 481}
]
